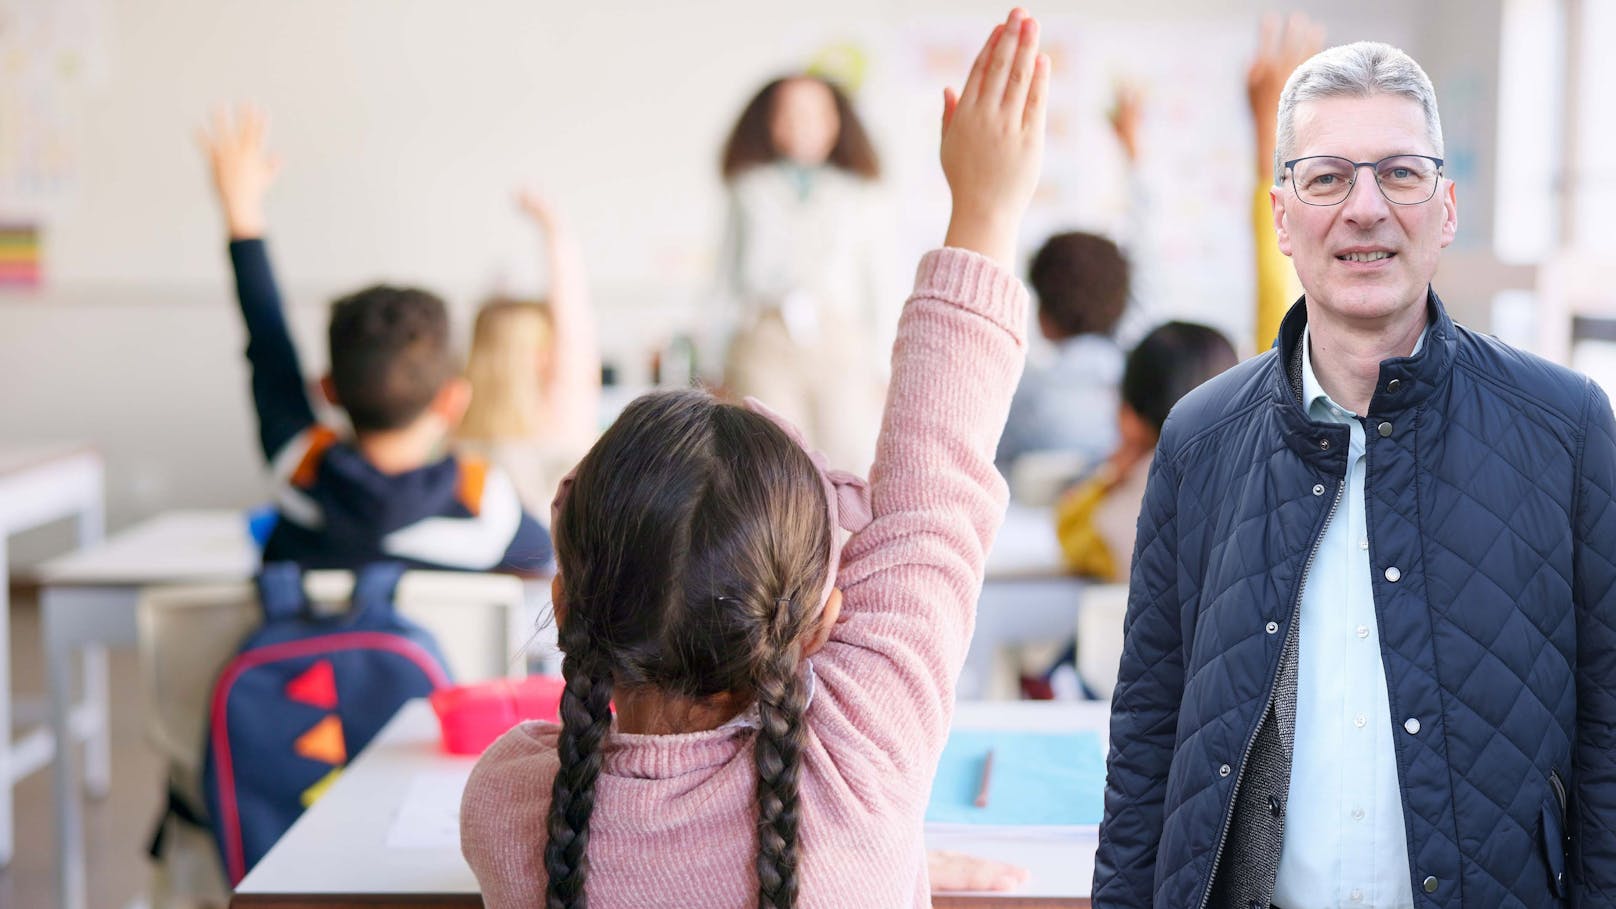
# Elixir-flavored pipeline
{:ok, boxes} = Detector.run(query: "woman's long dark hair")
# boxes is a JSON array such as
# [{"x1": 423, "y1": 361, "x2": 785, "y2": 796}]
[
  {"x1": 720, "y1": 75, "x2": 880, "y2": 181},
  {"x1": 544, "y1": 388, "x2": 832, "y2": 909}
]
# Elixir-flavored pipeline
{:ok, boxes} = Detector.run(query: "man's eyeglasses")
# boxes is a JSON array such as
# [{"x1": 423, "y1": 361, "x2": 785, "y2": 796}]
[{"x1": 1281, "y1": 154, "x2": 1444, "y2": 206}]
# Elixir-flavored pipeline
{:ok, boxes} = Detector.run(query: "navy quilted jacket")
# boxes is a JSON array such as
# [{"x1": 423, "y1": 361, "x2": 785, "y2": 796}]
[{"x1": 1093, "y1": 292, "x2": 1616, "y2": 908}]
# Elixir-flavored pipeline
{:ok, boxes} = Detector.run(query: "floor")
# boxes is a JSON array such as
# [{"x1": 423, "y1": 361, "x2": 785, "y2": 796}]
[{"x1": 2, "y1": 588, "x2": 161, "y2": 909}]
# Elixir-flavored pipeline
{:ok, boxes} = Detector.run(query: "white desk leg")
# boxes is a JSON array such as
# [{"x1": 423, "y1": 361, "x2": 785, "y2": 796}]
[
  {"x1": 82, "y1": 646, "x2": 110, "y2": 797},
  {"x1": 74, "y1": 490, "x2": 109, "y2": 798},
  {"x1": 0, "y1": 542, "x2": 12, "y2": 868},
  {"x1": 43, "y1": 587, "x2": 87, "y2": 909}
]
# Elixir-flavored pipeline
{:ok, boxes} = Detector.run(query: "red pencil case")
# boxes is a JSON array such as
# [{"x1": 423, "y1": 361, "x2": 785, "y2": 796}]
[{"x1": 428, "y1": 675, "x2": 567, "y2": 755}]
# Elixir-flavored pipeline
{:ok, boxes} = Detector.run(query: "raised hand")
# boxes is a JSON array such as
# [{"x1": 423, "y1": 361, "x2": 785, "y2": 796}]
[
  {"x1": 198, "y1": 104, "x2": 282, "y2": 240},
  {"x1": 940, "y1": 7, "x2": 1049, "y2": 268},
  {"x1": 515, "y1": 187, "x2": 560, "y2": 231},
  {"x1": 1247, "y1": 12, "x2": 1324, "y2": 180},
  {"x1": 1108, "y1": 81, "x2": 1143, "y2": 165}
]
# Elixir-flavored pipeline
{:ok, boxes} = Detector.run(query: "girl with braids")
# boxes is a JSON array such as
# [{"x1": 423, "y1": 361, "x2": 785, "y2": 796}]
[{"x1": 460, "y1": 10, "x2": 1049, "y2": 907}]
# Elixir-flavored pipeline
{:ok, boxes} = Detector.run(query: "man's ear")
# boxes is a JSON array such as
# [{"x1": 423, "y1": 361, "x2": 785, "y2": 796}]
[
  {"x1": 319, "y1": 374, "x2": 340, "y2": 406},
  {"x1": 1438, "y1": 179, "x2": 1458, "y2": 249},
  {"x1": 550, "y1": 573, "x2": 567, "y2": 631},
  {"x1": 1270, "y1": 186, "x2": 1293, "y2": 258},
  {"x1": 802, "y1": 588, "x2": 843, "y2": 658},
  {"x1": 432, "y1": 376, "x2": 473, "y2": 427}
]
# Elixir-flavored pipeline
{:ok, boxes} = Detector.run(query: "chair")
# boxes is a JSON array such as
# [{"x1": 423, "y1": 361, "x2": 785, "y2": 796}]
[
  {"x1": 1076, "y1": 582, "x2": 1129, "y2": 701},
  {"x1": 136, "y1": 569, "x2": 536, "y2": 908}
]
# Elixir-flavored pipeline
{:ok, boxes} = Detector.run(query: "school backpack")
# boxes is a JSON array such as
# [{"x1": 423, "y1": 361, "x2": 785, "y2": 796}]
[{"x1": 202, "y1": 561, "x2": 452, "y2": 885}]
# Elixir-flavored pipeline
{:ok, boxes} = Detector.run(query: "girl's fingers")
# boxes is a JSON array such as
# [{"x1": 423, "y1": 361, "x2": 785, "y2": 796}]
[
  {"x1": 1002, "y1": 15, "x2": 1041, "y2": 113},
  {"x1": 941, "y1": 86, "x2": 959, "y2": 139},
  {"x1": 979, "y1": 8, "x2": 1027, "y2": 104},
  {"x1": 1023, "y1": 52, "x2": 1051, "y2": 134},
  {"x1": 960, "y1": 23, "x2": 1005, "y2": 104}
]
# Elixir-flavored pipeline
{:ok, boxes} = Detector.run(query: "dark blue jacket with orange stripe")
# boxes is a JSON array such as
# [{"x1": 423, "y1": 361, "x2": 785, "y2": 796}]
[
  {"x1": 1092, "y1": 293, "x2": 1616, "y2": 908},
  {"x1": 228, "y1": 239, "x2": 552, "y2": 575}
]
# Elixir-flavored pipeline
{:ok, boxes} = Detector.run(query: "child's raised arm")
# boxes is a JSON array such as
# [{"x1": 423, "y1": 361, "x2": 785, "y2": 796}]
[
  {"x1": 199, "y1": 105, "x2": 315, "y2": 463},
  {"x1": 811, "y1": 8, "x2": 1047, "y2": 781},
  {"x1": 516, "y1": 189, "x2": 600, "y2": 453}
]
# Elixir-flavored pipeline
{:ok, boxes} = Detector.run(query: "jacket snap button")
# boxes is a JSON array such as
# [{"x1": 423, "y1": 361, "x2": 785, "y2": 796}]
[
  {"x1": 1405, "y1": 717, "x2": 1421, "y2": 735},
  {"x1": 1313, "y1": 484, "x2": 1325, "y2": 496},
  {"x1": 1422, "y1": 875, "x2": 1438, "y2": 893},
  {"x1": 1218, "y1": 763, "x2": 1231, "y2": 777},
  {"x1": 1320, "y1": 438, "x2": 1330, "y2": 450},
  {"x1": 1385, "y1": 566, "x2": 1401, "y2": 582},
  {"x1": 1266, "y1": 621, "x2": 1279, "y2": 634},
  {"x1": 1387, "y1": 379, "x2": 1402, "y2": 392},
  {"x1": 1378, "y1": 421, "x2": 1394, "y2": 437}
]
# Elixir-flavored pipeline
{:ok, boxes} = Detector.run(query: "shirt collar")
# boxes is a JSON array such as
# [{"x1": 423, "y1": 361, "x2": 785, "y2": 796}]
[{"x1": 1301, "y1": 322, "x2": 1428, "y2": 419}]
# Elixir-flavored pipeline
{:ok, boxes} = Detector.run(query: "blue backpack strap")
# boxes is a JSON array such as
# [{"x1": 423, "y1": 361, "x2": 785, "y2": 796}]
[
  {"x1": 255, "y1": 562, "x2": 307, "y2": 622},
  {"x1": 348, "y1": 561, "x2": 407, "y2": 621}
]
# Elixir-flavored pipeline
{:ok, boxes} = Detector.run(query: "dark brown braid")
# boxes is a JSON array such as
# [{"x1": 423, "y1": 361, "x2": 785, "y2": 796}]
[
  {"x1": 753, "y1": 624, "x2": 810, "y2": 909},
  {"x1": 544, "y1": 389, "x2": 831, "y2": 909},
  {"x1": 543, "y1": 641, "x2": 613, "y2": 909}
]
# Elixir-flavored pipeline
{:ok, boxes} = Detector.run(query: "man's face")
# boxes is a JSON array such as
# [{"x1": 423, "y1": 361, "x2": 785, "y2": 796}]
[{"x1": 1271, "y1": 94, "x2": 1458, "y2": 326}]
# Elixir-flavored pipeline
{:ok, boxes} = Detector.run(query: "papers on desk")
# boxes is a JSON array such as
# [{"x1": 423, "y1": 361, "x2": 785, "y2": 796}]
[
  {"x1": 385, "y1": 767, "x2": 472, "y2": 850},
  {"x1": 925, "y1": 729, "x2": 1105, "y2": 829}
]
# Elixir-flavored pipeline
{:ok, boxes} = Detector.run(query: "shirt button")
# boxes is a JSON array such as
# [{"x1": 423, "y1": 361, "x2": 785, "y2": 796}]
[
  {"x1": 1423, "y1": 875, "x2": 1439, "y2": 893},
  {"x1": 1405, "y1": 717, "x2": 1422, "y2": 735},
  {"x1": 1354, "y1": 713, "x2": 1367, "y2": 728},
  {"x1": 1387, "y1": 379, "x2": 1402, "y2": 393},
  {"x1": 1385, "y1": 566, "x2": 1402, "y2": 582},
  {"x1": 1352, "y1": 807, "x2": 1365, "y2": 820},
  {"x1": 1356, "y1": 625, "x2": 1370, "y2": 639},
  {"x1": 1359, "y1": 538, "x2": 1369, "y2": 550},
  {"x1": 1378, "y1": 421, "x2": 1394, "y2": 437},
  {"x1": 1313, "y1": 484, "x2": 1326, "y2": 496},
  {"x1": 1350, "y1": 888, "x2": 1364, "y2": 902},
  {"x1": 1266, "y1": 621, "x2": 1279, "y2": 635},
  {"x1": 1219, "y1": 763, "x2": 1231, "y2": 777}
]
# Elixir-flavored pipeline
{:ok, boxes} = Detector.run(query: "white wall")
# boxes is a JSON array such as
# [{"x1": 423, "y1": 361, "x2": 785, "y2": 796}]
[{"x1": 0, "y1": 0, "x2": 1495, "y2": 542}]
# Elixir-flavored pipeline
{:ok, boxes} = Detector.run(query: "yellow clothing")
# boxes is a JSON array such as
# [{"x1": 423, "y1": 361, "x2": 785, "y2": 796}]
[
  {"x1": 1056, "y1": 468, "x2": 1121, "y2": 582},
  {"x1": 1254, "y1": 184, "x2": 1303, "y2": 353}
]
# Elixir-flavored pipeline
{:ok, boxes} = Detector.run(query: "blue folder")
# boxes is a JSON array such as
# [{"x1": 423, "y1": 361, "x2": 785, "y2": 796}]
[{"x1": 925, "y1": 729, "x2": 1106, "y2": 826}]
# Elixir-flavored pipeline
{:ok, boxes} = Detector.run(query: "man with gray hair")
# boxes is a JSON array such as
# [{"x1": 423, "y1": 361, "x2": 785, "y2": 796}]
[{"x1": 1091, "y1": 39, "x2": 1616, "y2": 908}]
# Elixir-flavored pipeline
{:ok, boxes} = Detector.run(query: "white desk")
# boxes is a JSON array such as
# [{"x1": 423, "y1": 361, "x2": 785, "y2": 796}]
[
  {"x1": 968, "y1": 503, "x2": 1085, "y2": 699},
  {"x1": 0, "y1": 442, "x2": 104, "y2": 868},
  {"x1": 235, "y1": 699, "x2": 1107, "y2": 908},
  {"x1": 38, "y1": 509, "x2": 257, "y2": 909}
]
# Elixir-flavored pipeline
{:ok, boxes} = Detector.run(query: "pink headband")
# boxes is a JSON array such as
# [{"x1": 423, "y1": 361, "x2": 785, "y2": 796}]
[{"x1": 549, "y1": 396, "x2": 873, "y2": 613}]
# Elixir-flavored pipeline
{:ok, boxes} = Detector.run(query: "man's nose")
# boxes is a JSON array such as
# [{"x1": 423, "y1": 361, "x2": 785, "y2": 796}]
[{"x1": 1340, "y1": 164, "x2": 1391, "y2": 227}]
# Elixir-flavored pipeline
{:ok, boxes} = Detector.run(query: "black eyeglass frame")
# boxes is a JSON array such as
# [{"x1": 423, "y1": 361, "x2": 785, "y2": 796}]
[{"x1": 1281, "y1": 154, "x2": 1446, "y2": 206}]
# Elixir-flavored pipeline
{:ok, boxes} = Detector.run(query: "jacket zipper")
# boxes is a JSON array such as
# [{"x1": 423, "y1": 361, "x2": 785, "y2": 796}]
[
  {"x1": 1549, "y1": 769, "x2": 1569, "y2": 829},
  {"x1": 1196, "y1": 476, "x2": 1344, "y2": 909}
]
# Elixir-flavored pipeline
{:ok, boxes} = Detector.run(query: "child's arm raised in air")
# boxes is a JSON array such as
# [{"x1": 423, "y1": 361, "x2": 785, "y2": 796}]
[
  {"x1": 516, "y1": 189, "x2": 599, "y2": 452},
  {"x1": 812, "y1": 9, "x2": 1047, "y2": 778},
  {"x1": 199, "y1": 105, "x2": 316, "y2": 464}
]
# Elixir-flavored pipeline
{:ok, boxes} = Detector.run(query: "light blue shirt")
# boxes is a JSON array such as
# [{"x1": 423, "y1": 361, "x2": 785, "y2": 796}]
[{"x1": 1271, "y1": 325, "x2": 1425, "y2": 909}]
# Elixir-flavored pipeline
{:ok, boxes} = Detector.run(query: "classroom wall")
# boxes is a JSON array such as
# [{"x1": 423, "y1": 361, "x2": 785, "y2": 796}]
[{"x1": 0, "y1": 0, "x2": 1501, "y2": 546}]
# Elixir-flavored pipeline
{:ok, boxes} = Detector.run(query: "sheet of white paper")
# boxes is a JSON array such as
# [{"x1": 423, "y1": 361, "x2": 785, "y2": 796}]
[{"x1": 385, "y1": 767, "x2": 474, "y2": 850}]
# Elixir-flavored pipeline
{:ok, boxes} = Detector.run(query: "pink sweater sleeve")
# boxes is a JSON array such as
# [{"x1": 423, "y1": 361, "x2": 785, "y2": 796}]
[{"x1": 810, "y1": 247, "x2": 1027, "y2": 788}]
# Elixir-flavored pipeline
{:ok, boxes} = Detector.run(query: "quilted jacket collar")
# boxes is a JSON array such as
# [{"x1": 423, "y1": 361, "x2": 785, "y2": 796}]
[{"x1": 1270, "y1": 286, "x2": 1456, "y2": 460}]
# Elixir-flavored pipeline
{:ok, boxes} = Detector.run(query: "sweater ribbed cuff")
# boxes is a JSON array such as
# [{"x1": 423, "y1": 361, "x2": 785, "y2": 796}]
[{"x1": 913, "y1": 247, "x2": 1029, "y2": 341}]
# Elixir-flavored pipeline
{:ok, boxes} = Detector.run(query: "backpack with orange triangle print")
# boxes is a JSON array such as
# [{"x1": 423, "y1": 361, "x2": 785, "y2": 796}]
[{"x1": 202, "y1": 561, "x2": 452, "y2": 885}]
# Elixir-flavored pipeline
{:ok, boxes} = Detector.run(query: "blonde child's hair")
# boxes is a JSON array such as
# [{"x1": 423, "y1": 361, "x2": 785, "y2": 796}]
[{"x1": 459, "y1": 298, "x2": 554, "y2": 442}]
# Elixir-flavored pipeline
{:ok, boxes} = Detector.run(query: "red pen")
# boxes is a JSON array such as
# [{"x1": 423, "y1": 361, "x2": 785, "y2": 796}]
[{"x1": 974, "y1": 748, "x2": 995, "y2": 808}]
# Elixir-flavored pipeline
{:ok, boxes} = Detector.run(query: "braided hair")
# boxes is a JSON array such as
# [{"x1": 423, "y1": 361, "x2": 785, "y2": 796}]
[{"x1": 547, "y1": 389, "x2": 831, "y2": 909}]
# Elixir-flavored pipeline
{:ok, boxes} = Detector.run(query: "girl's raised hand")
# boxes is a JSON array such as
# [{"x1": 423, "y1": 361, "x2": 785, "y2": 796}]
[
  {"x1": 198, "y1": 104, "x2": 282, "y2": 240},
  {"x1": 940, "y1": 8, "x2": 1049, "y2": 268}
]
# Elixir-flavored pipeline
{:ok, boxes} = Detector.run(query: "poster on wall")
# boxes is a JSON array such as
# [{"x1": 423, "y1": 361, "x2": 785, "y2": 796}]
[{"x1": 0, "y1": 0, "x2": 108, "y2": 288}]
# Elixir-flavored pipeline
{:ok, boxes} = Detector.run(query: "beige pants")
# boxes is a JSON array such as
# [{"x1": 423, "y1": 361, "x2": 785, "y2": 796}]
[{"x1": 724, "y1": 308, "x2": 884, "y2": 475}]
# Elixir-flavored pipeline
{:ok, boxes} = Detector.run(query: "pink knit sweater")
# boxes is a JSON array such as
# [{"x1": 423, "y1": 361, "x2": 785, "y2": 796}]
[{"x1": 460, "y1": 247, "x2": 1028, "y2": 908}]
